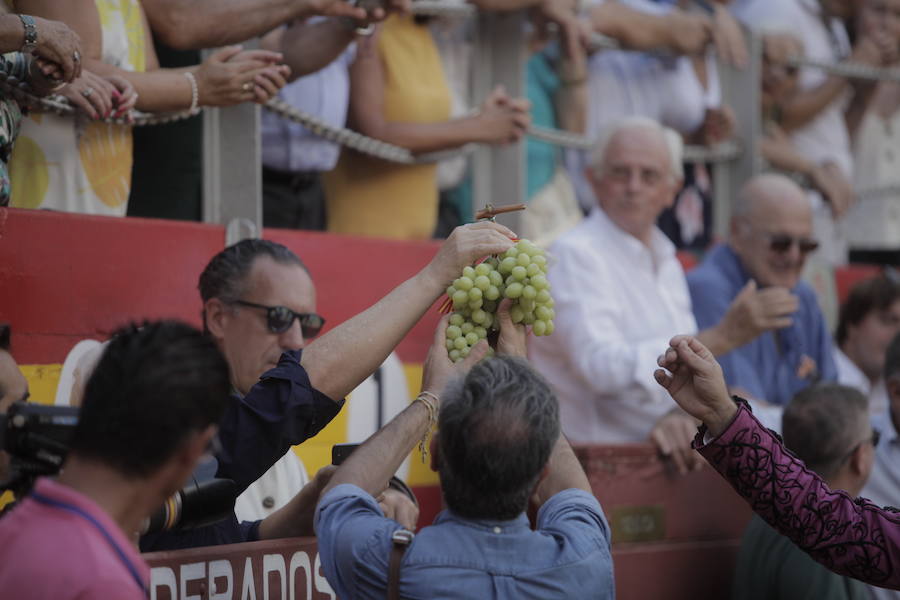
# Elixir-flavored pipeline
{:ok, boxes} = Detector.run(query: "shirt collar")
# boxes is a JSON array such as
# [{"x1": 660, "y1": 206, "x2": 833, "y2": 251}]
[
  {"x1": 434, "y1": 509, "x2": 532, "y2": 534},
  {"x1": 588, "y1": 207, "x2": 676, "y2": 267}
]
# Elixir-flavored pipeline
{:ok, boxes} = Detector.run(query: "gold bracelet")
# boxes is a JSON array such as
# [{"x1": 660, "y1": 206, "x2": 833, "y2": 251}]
[{"x1": 413, "y1": 392, "x2": 439, "y2": 462}]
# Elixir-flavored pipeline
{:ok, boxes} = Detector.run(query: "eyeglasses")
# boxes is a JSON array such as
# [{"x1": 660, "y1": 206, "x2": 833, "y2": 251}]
[
  {"x1": 231, "y1": 300, "x2": 326, "y2": 338},
  {"x1": 838, "y1": 427, "x2": 881, "y2": 465},
  {"x1": 761, "y1": 232, "x2": 819, "y2": 255}
]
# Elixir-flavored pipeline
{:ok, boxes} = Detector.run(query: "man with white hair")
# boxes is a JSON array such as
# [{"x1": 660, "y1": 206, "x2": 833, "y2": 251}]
[{"x1": 530, "y1": 117, "x2": 775, "y2": 473}]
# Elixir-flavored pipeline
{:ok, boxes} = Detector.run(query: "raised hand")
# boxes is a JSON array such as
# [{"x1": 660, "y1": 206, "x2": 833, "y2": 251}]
[
  {"x1": 495, "y1": 298, "x2": 527, "y2": 358},
  {"x1": 421, "y1": 315, "x2": 489, "y2": 398},
  {"x1": 654, "y1": 335, "x2": 736, "y2": 437},
  {"x1": 717, "y1": 279, "x2": 798, "y2": 349},
  {"x1": 424, "y1": 221, "x2": 516, "y2": 290}
]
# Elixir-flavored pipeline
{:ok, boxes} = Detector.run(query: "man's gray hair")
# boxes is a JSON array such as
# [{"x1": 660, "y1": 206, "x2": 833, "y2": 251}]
[
  {"x1": 589, "y1": 116, "x2": 684, "y2": 181},
  {"x1": 438, "y1": 356, "x2": 560, "y2": 520},
  {"x1": 782, "y1": 384, "x2": 870, "y2": 480}
]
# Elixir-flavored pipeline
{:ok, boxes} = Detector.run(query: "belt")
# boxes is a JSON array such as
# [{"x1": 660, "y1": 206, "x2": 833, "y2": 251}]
[{"x1": 263, "y1": 166, "x2": 320, "y2": 189}]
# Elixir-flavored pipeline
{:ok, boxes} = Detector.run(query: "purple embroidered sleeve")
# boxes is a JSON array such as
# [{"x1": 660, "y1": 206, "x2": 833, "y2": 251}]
[{"x1": 697, "y1": 404, "x2": 900, "y2": 589}]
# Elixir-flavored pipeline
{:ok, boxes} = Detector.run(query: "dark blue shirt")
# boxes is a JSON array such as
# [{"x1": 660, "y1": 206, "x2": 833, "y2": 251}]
[
  {"x1": 141, "y1": 349, "x2": 342, "y2": 551},
  {"x1": 687, "y1": 244, "x2": 837, "y2": 406},
  {"x1": 316, "y1": 484, "x2": 614, "y2": 599}
]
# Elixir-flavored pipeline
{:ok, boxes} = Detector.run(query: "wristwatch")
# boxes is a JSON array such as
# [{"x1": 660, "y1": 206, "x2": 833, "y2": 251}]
[{"x1": 19, "y1": 14, "x2": 37, "y2": 54}]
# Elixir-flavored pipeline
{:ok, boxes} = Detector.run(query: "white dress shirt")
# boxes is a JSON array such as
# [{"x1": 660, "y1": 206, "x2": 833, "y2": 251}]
[
  {"x1": 234, "y1": 450, "x2": 309, "y2": 522},
  {"x1": 529, "y1": 208, "x2": 698, "y2": 443},
  {"x1": 834, "y1": 347, "x2": 890, "y2": 416}
]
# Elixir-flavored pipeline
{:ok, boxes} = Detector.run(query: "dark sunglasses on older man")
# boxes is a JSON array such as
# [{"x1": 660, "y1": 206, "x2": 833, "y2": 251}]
[
  {"x1": 763, "y1": 232, "x2": 819, "y2": 255},
  {"x1": 232, "y1": 300, "x2": 326, "y2": 338}
]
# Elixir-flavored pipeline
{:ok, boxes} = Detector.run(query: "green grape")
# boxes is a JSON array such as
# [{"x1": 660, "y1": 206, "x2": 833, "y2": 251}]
[
  {"x1": 526, "y1": 263, "x2": 541, "y2": 277},
  {"x1": 474, "y1": 275, "x2": 491, "y2": 291},
  {"x1": 460, "y1": 346, "x2": 471, "y2": 358},
  {"x1": 530, "y1": 274, "x2": 548, "y2": 290},
  {"x1": 536, "y1": 289, "x2": 551, "y2": 304},
  {"x1": 471, "y1": 309, "x2": 487, "y2": 324},
  {"x1": 456, "y1": 276, "x2": 474, "y2": 291},
  {"x1": 520, "y1": 298, "x2": 535, "y2": 313},
  {"x1": 533, "y1": 319, "x2": 547, "y2": 336},
  {"x1": 482, "y1": 312, "x2": 494, "y2": 329},
  {"x1": 532, "y1": 255, "x2": 547, "y2": 269},
  {"x1": 445, "y1": 338, "x2": 455, "y2": 351},
  {"x1": 468, "y1": 287, "x2": 483, "y2": 301},
  {"x1": 523, "y1": 311, "x2": 536, "y2": 325},
  {"x1": 545, "y1": 320, "x2": 554, "y2": 334},
  {"x1": 548, "y1": 308, "x2": 556, "y2": 320},
  {"x1": 505, "y1": 282, "x2": 523, "y2": 298},
  {"x1": 522, "y1": 285, "x2": 537, "y2": 300},
  {"x1": 516, "y1": 253, "x2": 531, "y2": 267},
  {"x1": 499, "y1": 257, "x2": 517, "y2": 274},
  {"x1": 463, "y1": 266, "x2": 476, "y2": 279},
  {"x1": 488, "y1": 270, "x2": 503, "y2": 286},
  {"x1": 510, "y1": 305, "x2": 525, "y2": 323},
  {"x1": 465, "y1": 332, "x2": 479, "y2": 345},
  {"x1": 452, "y1": 290, "x2": 469, "y2": 306},
  {"x1": 474, "y1": 326, "x2": 487, "y2": 339},
  {"x1": 535, "y1": 306, "x2": 552, "y2": 321},
  {"x1": 475, "y1": 263, "x2": 492, "y2": 277},
  {"x1": 483, "y1": 300, "x2": 498, "y2": 313},
  {"x1": 545, "y1": 297, "x2": 555, "y2": 308},
  {"x1": 449, "y1": 313, "x2": 464, "y2": 327},
  {"x1": 468, "y1": 299, "x2": 483, "y2": 310},
  {"x1": 446, "y1": 325, "x2": 462, "y2": 339},
  {"x1": 504, "y1": 247, "x2": 518, "y2": 259},
  {"x1": 446, "y1": 285, "x2": 457, "y2": 297},
  {"x1": 485, "y1": 285, "x2": 500, "y2": 301},
  {"x1": 449, "y1": 349, "x2": 461, "y2": 361},
  {"x1": 454, "y1": 336, "x2": 468, "y2": 351},
  {"x1": 461, "y1": 322, "x2": 474, "y2": 334},
  {"x1": 485, "y1": 257, "x2": 499, "y2": 269},
  {"x1": 511, "y1": 266, "x2": 527, "y2": 281},
  {"x1": 505, "y1": 274, "x2": 517, "y2": 287}
]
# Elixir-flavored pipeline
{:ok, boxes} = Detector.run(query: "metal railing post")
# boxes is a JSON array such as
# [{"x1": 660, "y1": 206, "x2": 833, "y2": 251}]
[
  {"x1": 714, "y1": 30, "x2": 762, "y2": 239},
  {"x1": 472, "y1": 12, "x2": 527, "y2": 231}
]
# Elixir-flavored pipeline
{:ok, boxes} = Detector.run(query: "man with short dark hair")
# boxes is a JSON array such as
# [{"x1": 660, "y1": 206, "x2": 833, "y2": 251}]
[
  {"x1": 834, "y1": 275, "x2": 900, "y2": 415},
  {"x1": 316, "y1": 312, "x2": 614, "y2": 598},
  {"x1": 142, "y1": 223, "x2": 516, "y2": 550},
  {"x1": 732, "y1": 383, "x2": 875, "y2": 600},
  {"x1": 0, "y1": 322, "x2": 28, "y2": 487},
  {"x1": 0, "y1": 321, "x2": 230, "y2": 599}
]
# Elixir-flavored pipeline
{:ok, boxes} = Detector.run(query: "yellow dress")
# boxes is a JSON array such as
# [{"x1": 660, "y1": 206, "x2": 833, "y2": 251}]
[
  {"x1": 324, "y1": 15, "x2": 452, "y2": 240},
  {"x1": 10, "y1": 0, "x2": 146, "y2": 215}
]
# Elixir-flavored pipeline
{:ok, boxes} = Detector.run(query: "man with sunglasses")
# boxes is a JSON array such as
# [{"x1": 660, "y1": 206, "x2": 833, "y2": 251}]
[
  {"x1": 688, "y1": 173, "x2": 837, "y2": 416},
  {"x1": 731, "y1": 383, "x2": 876, "y2": 600},
  {"x1": 141, "y1": 223, "x2": 516, "y2": 551}
]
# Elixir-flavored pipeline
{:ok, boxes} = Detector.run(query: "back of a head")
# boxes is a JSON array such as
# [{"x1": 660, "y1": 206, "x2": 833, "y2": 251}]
[
  {"x1": 69, "y1": 321, "x2": 231, "y2": 479},
  {"x1": 438, "y1": 356, "x2": 560, "y2": 521},
  {"x1": 782, "y1": 384, "x2": 869, "y2": 480},
  {"x1": 198, "y1": 238, "x2": 305, "y2": 304}
]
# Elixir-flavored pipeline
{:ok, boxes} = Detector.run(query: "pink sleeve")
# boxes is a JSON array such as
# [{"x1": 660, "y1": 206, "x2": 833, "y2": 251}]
[{"x1": 697, "y1": 403, "x2": 900, "y2": 590}]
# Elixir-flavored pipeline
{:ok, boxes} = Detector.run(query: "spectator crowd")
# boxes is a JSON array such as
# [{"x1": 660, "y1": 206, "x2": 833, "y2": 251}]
[{"x1": 2, "y1": 0, "x2": 900, "y2": 598}]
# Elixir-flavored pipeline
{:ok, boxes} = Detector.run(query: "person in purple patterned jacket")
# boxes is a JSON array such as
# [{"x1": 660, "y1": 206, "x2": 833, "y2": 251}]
[{"x1": 655, "y1": 334, "x2": 900, "y2": 591}]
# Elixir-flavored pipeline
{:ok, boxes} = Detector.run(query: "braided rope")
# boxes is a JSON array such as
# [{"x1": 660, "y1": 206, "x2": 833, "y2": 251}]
[{"x1": 789, "y1": 56, "x2": 900, "y2": 83}]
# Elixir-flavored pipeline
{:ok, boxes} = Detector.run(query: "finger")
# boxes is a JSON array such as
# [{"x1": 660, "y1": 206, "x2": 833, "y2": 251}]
[
  {"x1": 460, "y1": 340, "x2": 489, "y2": 368},
  {"x1": 465, "y1": 220, "x2": 517, "y2": 239},
  {"x1": 765, "y1": 317, "x2": 794, "y2": 329},
  {"x1": 210, "y1": 45, "x2": 244, "y2": 63},
  {"x1": 677, "y1": 338, "x2": 715, "y2": 367},
  {"x1": 433, "y1": 314, "x2": 451, "y2": 348},
  {"x1": 66, "y1": 89, "x2": 99, "y2": 119},
  {"x1": 233, "y1": 49, "x2": 284, "y2": 65},
  {"x1": 253, "y1": 74, "x2": 280, "y2": 99},
  {"x1": 654, "y1": 368, "x2": 674, "y2": 389}
]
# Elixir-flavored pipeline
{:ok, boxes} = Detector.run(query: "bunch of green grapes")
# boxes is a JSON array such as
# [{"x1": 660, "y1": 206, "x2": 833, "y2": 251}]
[{"x1": 444, "y1": 238, "x2": 555, "y2": 362}]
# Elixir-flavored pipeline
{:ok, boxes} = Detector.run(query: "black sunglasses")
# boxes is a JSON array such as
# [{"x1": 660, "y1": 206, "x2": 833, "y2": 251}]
[
  {"x1": 763, "y1": 232, "x2": 819, "y2": 255},
  {"x1": 232, "y1": 300, "x2": 325, "y2": 338}
]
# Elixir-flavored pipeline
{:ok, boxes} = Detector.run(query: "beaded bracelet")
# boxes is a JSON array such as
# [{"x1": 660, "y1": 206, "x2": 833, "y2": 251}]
[
  {"x1": 183, "y1": 71, "x2": 199, "y2": 114},
  {"x1": 413, "y1": 391, "x2": 440, "y2": 462}
]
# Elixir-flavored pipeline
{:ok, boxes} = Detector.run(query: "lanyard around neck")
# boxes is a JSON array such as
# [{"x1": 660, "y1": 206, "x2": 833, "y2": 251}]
[{"x1": 30, "y1": 490, "x2": 148, "y2": 595}]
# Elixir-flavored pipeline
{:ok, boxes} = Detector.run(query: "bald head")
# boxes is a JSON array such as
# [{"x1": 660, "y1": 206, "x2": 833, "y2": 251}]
[{"x1": 730, "y1": 174, "x2": 815, "y2": 289}]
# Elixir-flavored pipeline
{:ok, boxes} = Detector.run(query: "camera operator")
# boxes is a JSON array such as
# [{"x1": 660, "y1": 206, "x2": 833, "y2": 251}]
[{"x1": 0, "y1": 321, "x2": 230, "y2": 599}]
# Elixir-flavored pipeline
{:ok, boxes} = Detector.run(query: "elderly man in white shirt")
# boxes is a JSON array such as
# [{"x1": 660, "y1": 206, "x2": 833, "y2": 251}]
[{"x1": 530, "y1": 116, "x2": 782, "y2": 474}]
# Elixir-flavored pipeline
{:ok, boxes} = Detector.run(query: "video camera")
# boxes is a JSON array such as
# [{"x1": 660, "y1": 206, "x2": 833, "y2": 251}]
[{"x1": 0, "y1": 402, "x2": 237, "y2": 534}]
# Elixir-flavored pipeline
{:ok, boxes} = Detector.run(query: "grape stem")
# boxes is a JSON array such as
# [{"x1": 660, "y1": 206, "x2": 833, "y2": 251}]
[{"x1": 475, "y1": 203, "x2": 526, "y2": 221}]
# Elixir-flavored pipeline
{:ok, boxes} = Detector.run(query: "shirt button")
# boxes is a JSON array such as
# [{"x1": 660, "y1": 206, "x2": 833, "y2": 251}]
[
  {"x1": 493, "y1": 526, "x2": 502, "y2": 534},
  {"x1": 263, "y1": 496, "x2": 275, "y2": 509}
]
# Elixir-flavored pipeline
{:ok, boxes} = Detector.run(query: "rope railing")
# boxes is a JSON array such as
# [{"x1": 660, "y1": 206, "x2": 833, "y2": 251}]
[{"x1": 789, "y1": 55, "x2": 900, "y2": 83}]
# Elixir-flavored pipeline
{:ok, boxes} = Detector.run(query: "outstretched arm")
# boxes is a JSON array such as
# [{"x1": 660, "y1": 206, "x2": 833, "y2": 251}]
[
  {"x1": 656, "y1": 335, "x2": 900, "y2": 590},
  {"x1": 301, "y1": 222, "x2": 515, "y2": 402}
]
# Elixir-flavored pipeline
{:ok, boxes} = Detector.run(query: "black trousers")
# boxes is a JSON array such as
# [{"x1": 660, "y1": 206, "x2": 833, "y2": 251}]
[{"x1": 262, "y1": 167, "x2": 326, "y2": 231}]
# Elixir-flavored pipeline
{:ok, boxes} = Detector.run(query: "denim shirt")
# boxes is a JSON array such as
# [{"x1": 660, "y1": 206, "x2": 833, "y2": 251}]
[
  {"x1": 315, "y1": 484, "x2": 614, "y2": 599},
  {"x1": 687, "y1": 244, "x2": 837, "y2": 405}
]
